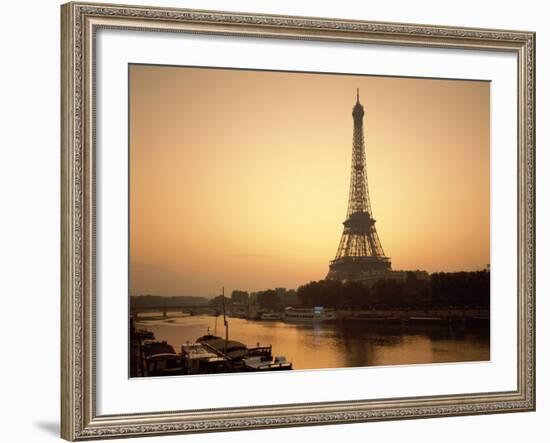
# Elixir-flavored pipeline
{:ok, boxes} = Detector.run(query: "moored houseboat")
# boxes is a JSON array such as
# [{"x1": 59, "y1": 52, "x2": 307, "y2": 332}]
[
  {"x1": 242, "y1": 355, "x2": 292, "y2": 372},
  {"x1": 190, "y1": 288, "x2": 293, "y2": 374},
  {"x1": 197, "y1": 335, "x2": 250, "y2": 361},
  {"x1": 141, "y1": 340, "x2": 184, "y2": 376},
  {"x1": 181, "y1": 342, "x2": 229, "y2": 374},
  {"x1": 196, "y1": 334, "x2": 292, "y2": 373}
]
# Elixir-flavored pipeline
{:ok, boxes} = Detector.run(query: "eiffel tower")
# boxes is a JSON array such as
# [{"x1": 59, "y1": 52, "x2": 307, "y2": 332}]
[{"x1": 326, "y1": 90, "x2": 391, "y2": 281}]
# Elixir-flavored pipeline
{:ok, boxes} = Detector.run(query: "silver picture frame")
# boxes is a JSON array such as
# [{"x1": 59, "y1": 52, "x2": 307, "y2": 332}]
[{"x1": 61, "y1": 2, "x2": 535, "y2": 440}]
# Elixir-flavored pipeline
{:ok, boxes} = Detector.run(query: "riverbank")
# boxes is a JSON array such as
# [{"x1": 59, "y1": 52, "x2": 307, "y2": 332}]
[
  {"x1": 336, "y1": 306, "x2": 489, "y2": 323},
  {"x1": 133, "y1": 314, "x2": 489, "y2": 373}
]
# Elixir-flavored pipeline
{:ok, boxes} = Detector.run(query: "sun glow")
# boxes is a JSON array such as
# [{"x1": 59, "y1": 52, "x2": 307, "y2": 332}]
[{"x1": 130, "y1": 65, "x2": 489, "y2": 297}]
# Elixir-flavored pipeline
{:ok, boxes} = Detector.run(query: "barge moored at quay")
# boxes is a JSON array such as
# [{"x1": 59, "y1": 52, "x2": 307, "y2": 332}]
[{"x1": 130, "y1": 318, "x2": 293, "y2": 377}]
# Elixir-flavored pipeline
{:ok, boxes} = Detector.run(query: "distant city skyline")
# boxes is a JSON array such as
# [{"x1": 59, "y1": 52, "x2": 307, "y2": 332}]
[{"x1": 130, "y1": 65, "x2": 490, "y2": 297}]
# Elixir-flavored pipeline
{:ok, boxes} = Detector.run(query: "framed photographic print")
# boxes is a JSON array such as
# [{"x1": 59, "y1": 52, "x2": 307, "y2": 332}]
[{"x1": 61, "y1": 1, "x2": 536, "y2": 440}]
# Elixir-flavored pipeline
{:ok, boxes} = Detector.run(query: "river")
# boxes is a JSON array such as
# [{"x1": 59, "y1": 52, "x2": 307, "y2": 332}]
[{"x1": 135, "y1": 313, "x2": 489, "y2": 370}]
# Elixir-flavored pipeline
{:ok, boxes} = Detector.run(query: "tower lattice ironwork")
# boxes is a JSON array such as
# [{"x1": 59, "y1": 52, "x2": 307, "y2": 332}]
[{"x1": 326, "y1": 90, "x2": 391, "y2": 281}]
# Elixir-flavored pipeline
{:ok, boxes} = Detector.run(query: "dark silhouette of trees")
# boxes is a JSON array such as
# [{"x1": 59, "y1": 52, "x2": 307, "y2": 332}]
[
  {"x1": 430, "y1": 270, "x2": 489, "y2": 306},
  {"x1": 341, "y1": 281, "x2": 367, "y2": 307},
  {"x1": 230, "y1": 290, "x2": 249, "y2": 305},
  {"x1": 296, "y1": 270, "x2": 489, "y2": 308},
  {"x1": 295, "y1": 280, "x2": 342, "y2": 308},
  {"x1": 209, "y1": 294, "x2": 225, "y2": 306},
  {"x1": 205, "y1": 271, "x2": 489, "y2": 310}
]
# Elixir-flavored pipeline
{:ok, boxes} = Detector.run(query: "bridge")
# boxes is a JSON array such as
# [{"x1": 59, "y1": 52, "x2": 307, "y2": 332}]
[{"x1": 130, "y1": 304, "x2": 220, "y2": 319}]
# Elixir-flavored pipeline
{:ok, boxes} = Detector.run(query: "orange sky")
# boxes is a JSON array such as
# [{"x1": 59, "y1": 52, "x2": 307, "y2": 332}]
[{"x1": 129, "y1": 64, "x2": 489, "y2": 297}]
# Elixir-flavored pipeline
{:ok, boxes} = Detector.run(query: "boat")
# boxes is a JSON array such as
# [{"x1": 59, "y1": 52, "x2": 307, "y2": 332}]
[
  {"x1": 283, "y1": 306, "x2": 337, "y2": 323},
  {"x1": 260, "y1": 312, "x2": 283, "y2": 321},
  {"x1": 198, "y1": 336, "x2": 250, "y2": 361},
  {"x1": 194, "y1": 287, "x2": 293, "y2": 373},
  {"x1": 197, "y1": 334, "x2": 289, "y2": 372},
  {"x1": 181, "y1": 342, "x2": 229, "y2": 374},
  {"x1": 141, "y1": 340, "x2": 184, "y2": 376},
  {"x1": 243, "y1": 355, "x2": 292, "y2": 372}
]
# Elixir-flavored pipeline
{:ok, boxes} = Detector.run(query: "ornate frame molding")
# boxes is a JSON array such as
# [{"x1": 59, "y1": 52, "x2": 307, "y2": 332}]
[{"x1": 61, "y1": 2, "x2": 535, "y2": 440}]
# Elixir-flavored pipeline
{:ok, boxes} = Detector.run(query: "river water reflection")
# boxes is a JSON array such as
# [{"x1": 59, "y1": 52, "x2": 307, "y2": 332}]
[{"x1": 135, "y1": 314, "x2": 489, "y2": 370}]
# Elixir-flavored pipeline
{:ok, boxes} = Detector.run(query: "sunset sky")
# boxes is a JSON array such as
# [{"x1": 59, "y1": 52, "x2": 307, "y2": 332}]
[{"x1": 129, "y1": 64, "x2": 490, "y2": 297}]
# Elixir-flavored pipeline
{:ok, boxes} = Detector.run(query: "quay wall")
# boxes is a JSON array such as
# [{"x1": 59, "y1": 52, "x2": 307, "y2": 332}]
[{"x1": 336, "y1": 306, "x2": 489, "y2": 321}]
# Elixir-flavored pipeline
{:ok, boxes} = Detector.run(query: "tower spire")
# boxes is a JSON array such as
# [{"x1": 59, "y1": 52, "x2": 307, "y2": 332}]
[{"x1": 326, "y1": 91, "x2": 391, "y2": 281}]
